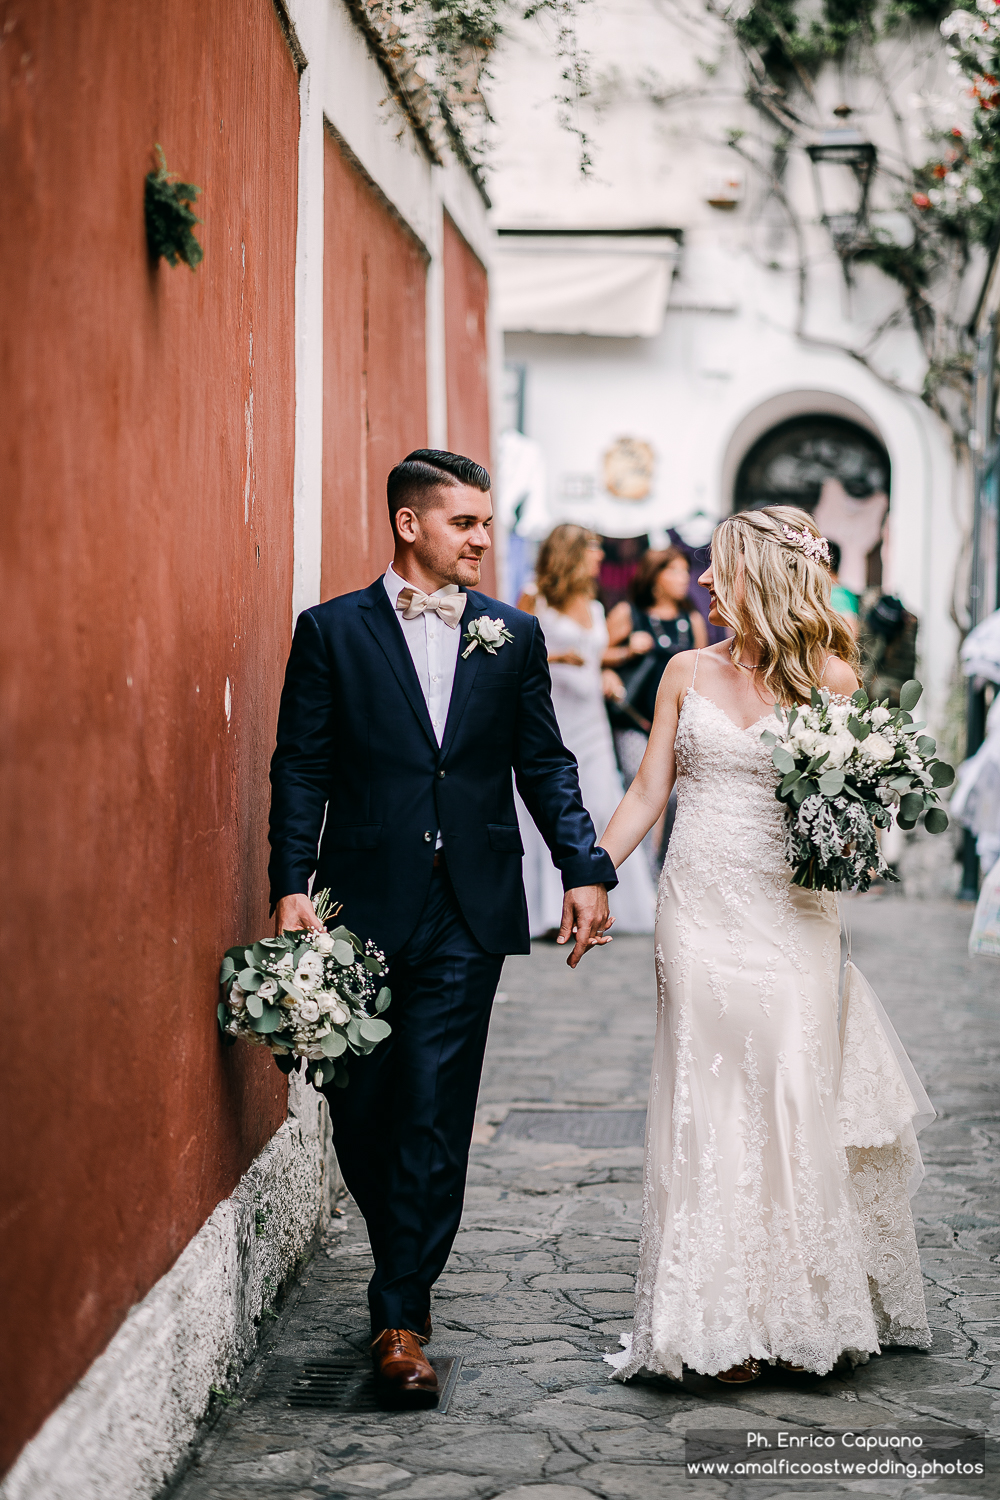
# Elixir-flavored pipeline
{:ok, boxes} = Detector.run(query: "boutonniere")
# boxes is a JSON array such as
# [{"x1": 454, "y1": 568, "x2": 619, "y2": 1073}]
[{"x1": 462, "y1": 616, "x2": 514, "y2": 659}]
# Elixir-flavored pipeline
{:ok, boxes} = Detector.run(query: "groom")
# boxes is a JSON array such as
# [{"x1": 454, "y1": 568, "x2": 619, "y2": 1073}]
[{"x1": 268, "y1": 450, "x2": 617, "y2": 1403}]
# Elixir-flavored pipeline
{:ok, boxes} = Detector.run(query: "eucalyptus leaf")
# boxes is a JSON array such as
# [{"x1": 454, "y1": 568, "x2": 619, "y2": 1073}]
[
  {"x1": 805, "y1": 752, "x2": 830, "y2": 775},
  {"x1": 889, "y1": 775, "x2": 914, "y2": 791},
  {"x1": 332, "y1": 939, "x2": 356, "y2": 967},
  {"x1": 375, "y1": 987, "x2": 391, "y2": 1013},
  {"x1": 899, "y1": 792, "x2": 923, "y2": 822},
  {"x1": 238, "y1": 967, "x2": 261, "y2": 991},
  {"x1": 772, "y1": 747, "x2": 796, "y2": 775},
  {"x1": 897, "y1": 817, "x2": 917, "y2": 832},
  {"x1": 810, "y1": 686, "x2": 823, "y2": 708},
  {"x1": 246, "y1": 994, "x2": 264, "y2": 1019},
  {"x1": 346, "y1": 1017, "x2": 364, "y2": 1048},
  {"x1": 224, "y1": 944, "x2": 247, "y2": 963},
  {"x1": 363, "y1": 954, "x2": 383, "y2": 975},
  {"x1": 250, "y1": 1005, "x2": 283, "y2": 1033},
  {"x1": 760, "y1": 730, "x2": 777, "y2": 747},
  {"x1": 931, "y1": 761, "x2": 955, "y2": 788},
  {"x1": 924, "y1": 806, "x2": 949, "y2": 834},
  {"x1": 792, "y1": 780, "x2": 813, "y2": 805},
  {"x1": 898, "y1": 679, "x2": 922, "y2": 713},
  {"x1": 320, "y1": 1029, "x2": 348, "y2": 1057},
  {"x1": 847, "y1": 717, "x2": 870, "y2": 741},
  {"x1": 251, "y1": 941, "x2": 271, "y2": 965},
  {"x1": 851, "y1": 688, "x2": 868, "y2": 707},
  {"x1": 217, "y1": 1002, "x2": 228, "y2": 1030},
  {"x1": 916, "y1": 735, "x2": 936, "y2": 756},
  {"x1": 780, "y1": 770, "x2": 801, "y2": 794},
  {"x1": 358, "y1": 1016, "x2": 392, "y2": 1043},
  {"x1": 328, "y1": 925, "x2": 354, "y2": 943},
  {"x1": 219, "y1": 957, "x2": 236, "y2": 982},
  {"x1": 817, "y1": 770, "x2": 845, "y2": 796},
  {"x1": 279, "y1": 979, "x2": 304, "y2": 1002}
]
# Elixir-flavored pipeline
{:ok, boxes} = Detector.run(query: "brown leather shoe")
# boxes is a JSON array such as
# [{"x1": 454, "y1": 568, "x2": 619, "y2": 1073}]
[
  {"x1": 371, "y1": 1329, "x2": 439, "y2": 1406},
  {"x1": 421, "y1": 1314, "x2": 432, "y2": 1343}
]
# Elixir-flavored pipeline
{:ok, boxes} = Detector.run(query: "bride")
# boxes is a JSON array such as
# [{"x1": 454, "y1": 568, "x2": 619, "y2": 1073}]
[{"x1": 600, "y1": 505, "x2": 932, "y2": 1383}]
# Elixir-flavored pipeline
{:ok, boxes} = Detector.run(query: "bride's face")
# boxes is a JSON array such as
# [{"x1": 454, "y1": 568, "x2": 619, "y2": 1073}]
[{"x1": 699, "y1": 556, "x2": 742, "y2": 627}]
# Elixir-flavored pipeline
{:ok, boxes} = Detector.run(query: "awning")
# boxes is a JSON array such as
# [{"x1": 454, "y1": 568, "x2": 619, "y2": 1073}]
[{"x1": 493, "y1": 234, "x2": 679, "y2": 338}]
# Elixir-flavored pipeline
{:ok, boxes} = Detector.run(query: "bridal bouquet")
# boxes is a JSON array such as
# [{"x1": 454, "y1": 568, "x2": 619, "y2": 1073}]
[
  {"x1": 761, "y1": 680, "x2": 954, "y2": 892},
  {"x1": 217, "y1": 890, "x2": 391, "y2": 1091}
]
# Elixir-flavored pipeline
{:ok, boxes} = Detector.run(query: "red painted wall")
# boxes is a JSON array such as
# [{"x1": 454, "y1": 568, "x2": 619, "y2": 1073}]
[
  {"x1": 0, "y1": 0, "x2": 299, "y2": 1469},
  {"x1": 443, "y1": 212, "x2": 495, "y2": 593},
  {"x1": 322, "y1": 131, "x2": 430, "y2": 599}
]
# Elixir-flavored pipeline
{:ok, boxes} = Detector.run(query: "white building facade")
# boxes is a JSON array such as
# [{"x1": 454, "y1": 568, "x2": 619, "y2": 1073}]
[{"x1": 489, "y1": 0, "x2": 979, "y2": 727}]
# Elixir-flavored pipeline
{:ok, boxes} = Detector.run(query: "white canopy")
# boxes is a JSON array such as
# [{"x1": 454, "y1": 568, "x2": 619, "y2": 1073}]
[{"x1": 493, "y1": 234, "x2": 679, "y2": 339}]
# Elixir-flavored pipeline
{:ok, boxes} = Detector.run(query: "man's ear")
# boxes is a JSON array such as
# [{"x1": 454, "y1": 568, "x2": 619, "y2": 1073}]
[{"x1": 394, "y1": 506, "x2": 419, "y2": 543}]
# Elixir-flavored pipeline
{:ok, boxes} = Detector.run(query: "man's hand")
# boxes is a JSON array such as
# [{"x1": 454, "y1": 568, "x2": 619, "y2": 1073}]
[
  {"x1": 275, "y1": 892, "x2": 324, "y2": 936},
  {"x1": 557, "y1": 884, "x2": 614, "y2": 969}
]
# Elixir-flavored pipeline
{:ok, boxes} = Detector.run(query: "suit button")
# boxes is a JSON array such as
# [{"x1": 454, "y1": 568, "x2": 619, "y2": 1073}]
[
  {"x1": 423, "y1": 831, "x2": 432, "y2": 842},
  {"x1": 437, "y1": 770, "x2": 446, "y2": 779}
]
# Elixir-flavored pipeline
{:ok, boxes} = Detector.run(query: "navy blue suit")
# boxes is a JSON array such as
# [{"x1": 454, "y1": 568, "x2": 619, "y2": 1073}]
[{"x1": 268, "y1": 577, "x2": 617, "y2": 1334}]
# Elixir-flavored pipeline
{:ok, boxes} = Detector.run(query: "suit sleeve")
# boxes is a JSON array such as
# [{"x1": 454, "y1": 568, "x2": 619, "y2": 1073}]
[
  {"x1": 268, "y1": 610, "x2": 337, "y2": 909},
  {"x1": 512, "y1": 616, "x2": 619, "y2": 891}
]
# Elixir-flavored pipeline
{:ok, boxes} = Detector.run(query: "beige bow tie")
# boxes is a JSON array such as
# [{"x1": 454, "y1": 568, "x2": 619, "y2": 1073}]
[{"x1": 395, "y1": 585, "x2": 466, "y2": 628}]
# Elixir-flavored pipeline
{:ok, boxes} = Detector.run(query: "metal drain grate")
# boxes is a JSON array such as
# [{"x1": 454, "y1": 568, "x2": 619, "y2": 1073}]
[
  {"x1": 494, "y1": 1108, "x2": 646, "y2": 1147},
  {"x1": 288, "y1": 1354, "x2": 462, "y2": 1414}
]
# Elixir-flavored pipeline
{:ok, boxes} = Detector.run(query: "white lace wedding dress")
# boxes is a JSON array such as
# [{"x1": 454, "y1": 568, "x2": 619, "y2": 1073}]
[{"x1": 607, "y1": 674, "x2": 933, "y2": 1381}]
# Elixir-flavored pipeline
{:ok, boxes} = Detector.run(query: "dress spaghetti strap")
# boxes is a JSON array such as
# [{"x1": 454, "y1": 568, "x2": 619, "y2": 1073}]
[{"x1": 691, "y1": 649, "x2": 701, "y2": 687}]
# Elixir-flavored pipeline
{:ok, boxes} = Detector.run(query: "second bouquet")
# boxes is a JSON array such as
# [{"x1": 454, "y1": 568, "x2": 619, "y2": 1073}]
[{"x1": 218, "y1": 889, "x2": 391, "y2": 1090}]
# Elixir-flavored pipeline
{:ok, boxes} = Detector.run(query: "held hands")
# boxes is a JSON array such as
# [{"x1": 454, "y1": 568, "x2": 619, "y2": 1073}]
[
  {"x1": 275, "y1": 892, "x2": 324, "y2": 936},
  {"x1": 558, "y1": 884, "x2": 614, "y2": 968},
  {"x1": 547, "y1": 650, "x2": 586, "y2": 667}
]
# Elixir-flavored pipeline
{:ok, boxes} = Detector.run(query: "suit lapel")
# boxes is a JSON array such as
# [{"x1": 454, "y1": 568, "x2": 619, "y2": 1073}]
[
  {"x1": 359, "y1": 581, "x2": 438, "y2": 751},
  {"x1": 440, "y1": 593, "x2": 491, "y2": 758}
]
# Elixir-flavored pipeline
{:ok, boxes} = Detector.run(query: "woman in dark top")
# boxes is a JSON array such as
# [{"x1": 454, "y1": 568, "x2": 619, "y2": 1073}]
[{"x1": 603, "y1": 547, "x2": 708, "y2": 869}]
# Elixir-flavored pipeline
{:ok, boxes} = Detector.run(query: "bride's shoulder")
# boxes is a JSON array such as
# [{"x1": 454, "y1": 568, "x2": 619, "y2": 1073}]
[{"x1": 820, "y1": 656, "x2": 860, "y2": 696}]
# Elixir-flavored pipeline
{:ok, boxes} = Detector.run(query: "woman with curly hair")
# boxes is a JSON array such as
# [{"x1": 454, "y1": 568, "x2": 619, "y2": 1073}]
[
  {"x1": 602, "y1": 505, "x2": 931, "y2": 1386},
  {"x1": 516, "y1": 524, "x2": 655, "y2": 937}
]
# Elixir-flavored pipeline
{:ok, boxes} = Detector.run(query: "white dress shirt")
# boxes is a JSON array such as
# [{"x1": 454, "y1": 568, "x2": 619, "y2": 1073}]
[{"x1": 383, "y1": 563, "x2": 463, "y2": 749}]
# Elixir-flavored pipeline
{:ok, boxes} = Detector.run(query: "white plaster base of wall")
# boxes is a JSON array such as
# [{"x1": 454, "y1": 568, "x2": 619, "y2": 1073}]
[{"x1": 1, "y1": 1076, "x2": 334, "y2": 1500}]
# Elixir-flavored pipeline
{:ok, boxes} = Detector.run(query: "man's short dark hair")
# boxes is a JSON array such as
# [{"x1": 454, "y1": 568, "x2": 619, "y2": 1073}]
[{"x1": 387, "y1": 449, "x2": 491, "y2": 536}]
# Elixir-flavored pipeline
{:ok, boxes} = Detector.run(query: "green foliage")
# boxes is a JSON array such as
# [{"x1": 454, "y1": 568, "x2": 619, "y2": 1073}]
[{"x1": 144, "y1": 145, "x2": 203, "y2": 270}]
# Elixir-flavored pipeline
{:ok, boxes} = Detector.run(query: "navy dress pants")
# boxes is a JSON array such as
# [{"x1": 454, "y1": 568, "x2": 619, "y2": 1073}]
[{"x1": 323, "y1": 865, "x2": 504, "y2": 1337}]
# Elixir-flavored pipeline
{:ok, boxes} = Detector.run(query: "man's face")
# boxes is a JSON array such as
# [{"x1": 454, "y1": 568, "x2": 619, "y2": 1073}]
[{"x1": 395, "y1": 484, "x2": 493, "y2": 588}]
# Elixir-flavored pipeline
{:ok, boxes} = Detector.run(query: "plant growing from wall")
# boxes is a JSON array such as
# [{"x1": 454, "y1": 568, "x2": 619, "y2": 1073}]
[
  {"x1": 385, "y1": 0, "x2": 593, "y2": 168},
  {"x1": 144, "y1": 145, "x2": 204, "y2": 270},
  {"x1": 713, "y1": 1, "x2": 1000, "y2": 434}
]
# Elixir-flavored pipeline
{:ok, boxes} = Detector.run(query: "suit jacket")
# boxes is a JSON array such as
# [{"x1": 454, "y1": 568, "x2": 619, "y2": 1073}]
[{"x1": 268, "y1": 578, "x2": 618, "y2": 956}]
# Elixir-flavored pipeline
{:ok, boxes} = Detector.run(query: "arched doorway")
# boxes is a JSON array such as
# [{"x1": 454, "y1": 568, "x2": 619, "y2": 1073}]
[{"x1": 734, "y1": 413, "x2": 890, "y2": 593}]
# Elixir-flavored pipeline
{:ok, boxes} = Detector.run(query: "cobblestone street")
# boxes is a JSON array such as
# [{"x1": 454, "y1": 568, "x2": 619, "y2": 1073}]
[{"x1": 172, "y1": 893, "x2": 1000, "y2": 1500}]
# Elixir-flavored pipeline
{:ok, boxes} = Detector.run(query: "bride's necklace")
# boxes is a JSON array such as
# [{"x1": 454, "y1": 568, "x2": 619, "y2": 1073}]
[{"x1": 730, "y1": 644, "x2": 762, "y2": 671}]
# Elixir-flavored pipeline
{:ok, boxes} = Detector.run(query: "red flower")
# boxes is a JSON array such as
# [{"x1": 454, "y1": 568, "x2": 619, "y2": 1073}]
[
  {"x1": 932, "y1": 163, "x2": 948, "y2": 178},
  {"x1": 952, "y1": 126, "x2": 964, "y2": 138},
  {"x1": 912, "y1": 193, "x2": 932, "y2": 208}
]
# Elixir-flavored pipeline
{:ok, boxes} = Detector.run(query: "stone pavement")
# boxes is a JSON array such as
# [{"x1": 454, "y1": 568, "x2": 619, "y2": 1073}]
[{"x1": 170, "y1": 894, "x2": 1000, "y2": 1500}]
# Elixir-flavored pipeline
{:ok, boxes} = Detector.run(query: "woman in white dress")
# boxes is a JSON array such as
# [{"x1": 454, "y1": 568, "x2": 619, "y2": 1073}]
[
  {"x1": 600, "y1": 505, "x2": 931, "y2": 1383},
  {"x1": 516, "y1": 525, "x2": 655, "y2": 937}
]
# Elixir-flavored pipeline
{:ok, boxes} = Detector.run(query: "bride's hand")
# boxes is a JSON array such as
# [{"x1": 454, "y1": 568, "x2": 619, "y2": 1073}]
[{"x1": 548, "y1": 650, "x2": 585, "y2": 667}]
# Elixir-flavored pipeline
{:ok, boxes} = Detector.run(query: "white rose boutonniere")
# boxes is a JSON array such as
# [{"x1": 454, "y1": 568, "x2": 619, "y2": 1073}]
[{"x1": 462, "y1": 615, "x2": 514, "y2": 659}]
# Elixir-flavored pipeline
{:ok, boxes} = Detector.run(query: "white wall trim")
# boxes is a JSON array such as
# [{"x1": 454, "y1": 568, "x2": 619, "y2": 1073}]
[{"x1": 0, "y1": 1078, "x2": 332, "y2": 1500}]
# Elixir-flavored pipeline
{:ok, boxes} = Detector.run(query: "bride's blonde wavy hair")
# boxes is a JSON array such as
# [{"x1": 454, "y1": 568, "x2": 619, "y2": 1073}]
[{"x1": 712, "y1": 505, "x2": 860, "y2": 706}]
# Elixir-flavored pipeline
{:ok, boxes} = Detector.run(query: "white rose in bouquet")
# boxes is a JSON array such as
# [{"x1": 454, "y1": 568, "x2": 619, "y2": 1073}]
[
  {"x1": 313, "y1": 931, "x2": 335, "y2": 953},
  {"x1": 258, "y1": 978, "x2": 278, "y2": 1000},
  {"x1": 870, "y1": 705, "x2": 892, "y2": 727},
  {"x1": 228, "y1": 984, "x2": 246, "y2": 1010},
  {"x1": 862, "y1": 733, "x2": 895, "y2": 764},
  {"x1": 295, "y1": 952, "x2": 325, "y2": 990},
  {"x1": 320, "y1": 994, "x2": 351, "y2": 1026},
  {"x1": 824, "y1": 732, "x2": 857, "y2": 769},
  {"x1": 298, "y1": 998, "x2": 321, "y2": 1023}
]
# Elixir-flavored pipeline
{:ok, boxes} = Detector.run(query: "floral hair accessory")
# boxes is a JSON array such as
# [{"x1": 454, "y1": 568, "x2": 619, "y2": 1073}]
[{"x1": 780, "y1": 523, "x2": 831, "y2": 566}]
